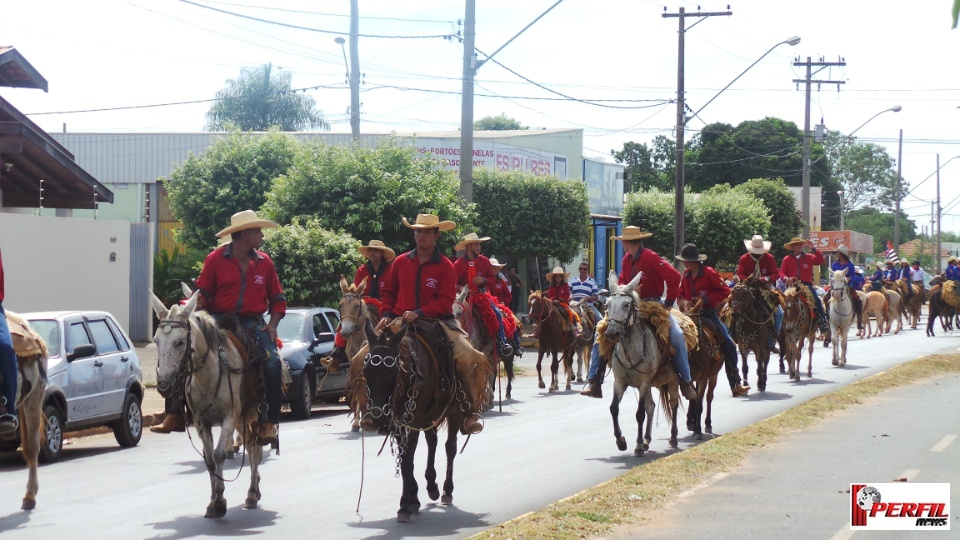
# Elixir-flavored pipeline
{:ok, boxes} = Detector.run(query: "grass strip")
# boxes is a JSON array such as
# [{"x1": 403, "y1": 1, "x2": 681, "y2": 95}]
[{"x1": 475, "y1": 353, "x2": 960, "y2": 540}]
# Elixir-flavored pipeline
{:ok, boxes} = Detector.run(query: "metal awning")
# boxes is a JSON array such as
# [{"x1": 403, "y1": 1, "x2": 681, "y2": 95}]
[{"x1": 0, "y1": 47, "x2": 48, "y2": 92}]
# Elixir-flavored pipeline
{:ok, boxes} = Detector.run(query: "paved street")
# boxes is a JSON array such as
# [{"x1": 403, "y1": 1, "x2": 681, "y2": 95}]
[{"x1": 1, "y1": 322, "x2": 958, "y2": 538}]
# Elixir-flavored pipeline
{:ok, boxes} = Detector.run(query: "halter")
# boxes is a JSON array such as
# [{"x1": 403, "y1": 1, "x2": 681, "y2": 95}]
[
  {"x1": 156, "y1": 319, "x2": 201, "y2": 396},
  {"x1": 339, "y1": 292, "x2": 365, "y2": 328}
]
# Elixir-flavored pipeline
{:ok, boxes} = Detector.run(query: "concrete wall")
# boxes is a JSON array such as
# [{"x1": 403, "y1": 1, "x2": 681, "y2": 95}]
[{"x1": 0, "y1": 213, "x2": 133, "y2": 332}]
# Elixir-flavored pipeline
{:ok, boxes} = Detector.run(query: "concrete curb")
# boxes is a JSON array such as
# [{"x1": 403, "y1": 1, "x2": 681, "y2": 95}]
[{"x1": 65, "y1": 411, "x2": 165, "y2": 441}]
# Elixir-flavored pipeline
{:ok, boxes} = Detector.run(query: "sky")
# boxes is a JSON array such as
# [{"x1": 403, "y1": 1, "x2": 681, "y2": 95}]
[{"x1": 3, "y1": 0, "x2": 960, "y2": 234}]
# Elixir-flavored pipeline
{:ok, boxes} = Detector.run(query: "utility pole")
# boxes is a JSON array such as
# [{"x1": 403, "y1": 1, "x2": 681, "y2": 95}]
[
  {"x1": 894, "y1": 128, "x2": 903, "y2": 253},
  {"x1": 349, "y1": 0, "x2": 360, "y2": 140},
  {"x1": 663, "y1": 6, "x2": 731, "y2": 260},
  {"x1": 459, "y1": 0, "x2": 477, "y2": 202},
  {"x1": 793, "y1": 57, "x2": 845, "y2": 237},
  {"x1": 936, "y1": 153, "x2": 942, "y2": 273}
]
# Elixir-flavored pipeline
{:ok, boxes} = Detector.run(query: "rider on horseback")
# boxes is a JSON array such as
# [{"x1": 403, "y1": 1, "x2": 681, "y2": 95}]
[
  {"x1": 896, "y1": 260, "x2": 915, "y2": 302},
  {"x1": 829, "y1": 245, "x2": 864, "y2": 331},
  {"x1": 543, "y1": 267, "x2": 583, "y2": 339},
  {"x1": 780, "y1": 237, "x2": 830, "y2": 333},
  {"x1": 870, "y1": 261, "x2": 887, "y2": 291},
  {"x1": 570, "y1": 263, "x2": 603, "y2": 323},
  {"x1": 488, "y1": 257, "x2": 513, "y2": 306},
  {"x1": 946, "y1": 257, "x2": 960, "y2": 286},
  {"x1": 453, "y1": 233, "x2": 521, "y2": 358},
  {"x1": 0, "y1": 247, "x2": 19, "y2": 434},
  {"x1": 580, "y1": 226, "x2": 697, "y2": 401},
  {"x1": 736, "y1": 235, "x2": 784, "y2": 354},
  {"x1": 677, "y1": 244, "x2": 751, "y2": 397}
]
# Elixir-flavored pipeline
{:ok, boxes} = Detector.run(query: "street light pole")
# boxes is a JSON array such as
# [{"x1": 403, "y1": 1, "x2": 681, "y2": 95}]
[
  {"x1": 894, "y1": 128, "x2": 903, "y2": 252},
  {"x1": 838, "y1": 190, "x2": 845, "y2": 230}
]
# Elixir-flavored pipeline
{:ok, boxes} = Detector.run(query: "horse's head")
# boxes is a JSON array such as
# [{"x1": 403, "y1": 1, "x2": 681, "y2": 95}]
[
  {"x1": 603, "y1": 270, "x2": 641, "y2": 338},
  {"x1": 338, "y1": 275, "x2": 367, "y2": 337},
  {"x1": 150, "y1": 288, "x2": 199, "y2": 398},
  {"x1": 361, "y1": 319, "x2": 407, "y2": 432},
  {"x1": 527, "y1": 290, "x2": 545, "y2": 317},
  {"x1": 782, "y1": 287, "x2": 803, "y2": 322},
  {"x1": 452, "y1": 285, "x2": 470, "y2": 319},
  {"x1": 830, "y1": 270, "x2": 848, "y2": 299}
]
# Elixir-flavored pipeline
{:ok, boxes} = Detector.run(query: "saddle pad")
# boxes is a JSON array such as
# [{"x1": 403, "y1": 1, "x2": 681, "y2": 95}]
[
  {"x1": 942, "y1": 281, "x2": 960, "y2": 311},
  {"x1": 6, "y1": 312, "x2": 47, "y2": 358}
]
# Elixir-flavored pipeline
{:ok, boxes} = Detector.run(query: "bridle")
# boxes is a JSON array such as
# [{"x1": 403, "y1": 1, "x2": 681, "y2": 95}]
[
  {"x1": 339, "y1": 292, "x2": 366, "y2": 334},
  {"x1": 156, "y1": 318, "x2": 201, "y2": 396}
]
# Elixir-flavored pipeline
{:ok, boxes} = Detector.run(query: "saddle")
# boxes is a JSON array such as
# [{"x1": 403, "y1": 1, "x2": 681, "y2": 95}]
[
  {"x1": 406, "y1": 318, "x2": 457, "y2": 398},
  {"x1": 216, "y1": 314, "x2": 268, "y2": 405},
  {"x1": 595, "y1": 300, "x2": 697, "y2": 361},
  {"x1": 5, "y1": 312, "x2": 47, "y2": 358}
]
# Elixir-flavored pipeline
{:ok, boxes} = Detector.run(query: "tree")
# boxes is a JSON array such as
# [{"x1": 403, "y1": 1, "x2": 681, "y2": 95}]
[
  {"x1": 152, "y1": 247, "x2": 206, "y2": 306},
  {"x1": 472, "y1": 168, "x2": 590, "y2": 262},
  {"x1": 164, "y1": 131, "x2": 302, "y2": 250},
  {"x1": 611, "y1": 136, "x2": 675, "y2": 192},
  {"x1": 845, "y1": 207, "x2": 917, "y2": 254},
  {"x1": 824, "y1": 131, "x2": 899, "y2": 212},
  {"x1": 732, "y1": 178, "x2": 802, "y2": 259},
  {"x1": 206, "y1": 63, "x2": 329, "y2": 131},
  {"x1": 264, "y1": 219, "x2": 365, "y2": 307},
  {"x1": 622, "y1": 190, "x2": 692, "y2": 258},
  {"x1": 474, "y1": 113, "x2": 526, "y2": 131},
  {"x1": 261, "y1": 137, "x2": 473, "y2": 255}
]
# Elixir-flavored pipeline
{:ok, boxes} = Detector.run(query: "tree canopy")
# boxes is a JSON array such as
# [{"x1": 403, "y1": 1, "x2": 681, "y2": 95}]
[
  {"x1": 206, "y1": 63, "x2": 329, "y2": 132},
  {"x1": 611, "y1": 136, "x2": 675, "y2": 192},
  {"x1": 731, "y1": 178, "x2": 802, "y2": 259},
  {"x1": 845, "y1": 207, "x2": 917, "y2": 254},
  {"x1": 472, "y1": 167, "x2": 590, "y2": 262},
  {"x1": 474, "y1": 113, "x2": 526, "y2": 131},
  {"x1": 824, "y1": 131, "x2": 900, "y2": 213}
]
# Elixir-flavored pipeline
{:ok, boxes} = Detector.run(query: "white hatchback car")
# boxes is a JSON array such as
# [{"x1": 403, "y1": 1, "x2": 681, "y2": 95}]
[{"x1": 0, "y1": 311, "x2": 144, "y2": 462}]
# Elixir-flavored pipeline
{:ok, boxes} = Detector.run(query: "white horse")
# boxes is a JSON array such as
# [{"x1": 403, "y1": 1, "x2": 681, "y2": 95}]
[
  {"x1": 828, "y1": 270, "x2": 854, "y2": 367},
  {"x1": 150, "y1": 290, "x2": 263, "y2": 518}
]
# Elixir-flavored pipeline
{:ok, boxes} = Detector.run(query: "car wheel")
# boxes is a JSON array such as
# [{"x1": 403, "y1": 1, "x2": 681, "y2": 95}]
[
  {"x1": 39, "y1": 404, "x2": 64, "y2": 463},
  {"x1": 290, "y1": 369, "x2": 314, "y2": 420},
  {"x1": 113, "y1": 393, "x2": 143, "y2": 447}
]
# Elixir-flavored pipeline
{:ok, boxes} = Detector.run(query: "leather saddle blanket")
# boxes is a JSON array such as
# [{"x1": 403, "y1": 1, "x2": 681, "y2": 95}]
[
  {"x1": 942, "y1": 281, "x2": 960, "y2": 311},
  {"x1": 595, "y1": 299, "x2": 697, "y2": 361},
  {"x1": 6, "y1": 312, "x2": 47, "y2": 358}
]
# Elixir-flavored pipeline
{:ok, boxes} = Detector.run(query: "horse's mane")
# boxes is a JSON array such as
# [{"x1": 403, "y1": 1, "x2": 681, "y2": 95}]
[
  {"x1": 170, "y1": 305, "x2": 226, "y2": 353},
  {"x1": 344, "y1": 283, "x2": 364, "y2": 294},
  {"x1": 528, "y1": 290, "x2": 544, "y2": 301}
]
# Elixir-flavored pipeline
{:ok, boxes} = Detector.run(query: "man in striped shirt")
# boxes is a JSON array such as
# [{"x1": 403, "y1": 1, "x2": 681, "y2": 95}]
[{"x1": 569, "y1": 263, "x2": 602, "y2": 322}]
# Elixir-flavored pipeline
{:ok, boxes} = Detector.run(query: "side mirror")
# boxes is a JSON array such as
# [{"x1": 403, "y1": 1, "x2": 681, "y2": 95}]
[
  {"x1": 309, "y1": 333, "x2": 335, "y2": 351},
  {"x1": 67, "y1": 343, "x2": 96, "y2": 362}
]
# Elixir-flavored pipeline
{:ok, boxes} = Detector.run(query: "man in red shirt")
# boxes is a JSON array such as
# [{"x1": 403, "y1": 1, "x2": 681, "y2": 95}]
[
  {"x1": 488, "y1": 257, "x2": 512, "y2": 306},
  {"x1": 374, "y1": 214, "x2": 490, "y2": 435},
  {"x1": 780, "y1": 236, "x2": 829, "y2": 332},
  {"x1": 736, "y1": 235, "x2": 783, "y2": 353},
  {"x1": 677, "y1": 244, "x2": 750, "y2": 397},
  {"x1": 453, "y1": 232, "x2": 515, "y2": 357},
  {"x1": 0, "y1": 247, "x2": 19, "y2": 434},
  {"x1": 581, "y1": 226, "x2": 697, "y2": 401}
]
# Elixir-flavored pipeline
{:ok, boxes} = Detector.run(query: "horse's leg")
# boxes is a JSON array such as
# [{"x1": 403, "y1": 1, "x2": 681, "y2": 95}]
[
  {"x1": 610, "y1": 378, "x2": 629, "y2": 452},
  {"x1": 504, "y1": 356, "x2": 514, "y2": 400},
  {"x1": 642, "y1": 392, "x2": 654, "y2": 450},
  {"x1": 563, "y1": 346, "x2": 574, "y2": 391},
  {"x1": 705, "y1": 373, "x2": 718, "y2": 434},
  {"x1": 807, "y1": 331, "x2": 815, "y2": 378},
  {"x1": 739, "y1": 344, "x2": 750, "y2": 384},
  {"x1": 20, "y1": 379, "x2": 43, "y2": 511},
  {"x1": 840, "y1": 325, "x2": 848, "y2": 367},
  {"x1": 666, "y1": 384, "x2": 680, "y2": 449},
  {"x1": 424, "y1": 428, "x2": 440, "y2": 501},
  {"x1": 927, "y1": 303, "x2": 939, "y2": 337},
  {"x1": 397, "y1": 430, "x2": 421, "y2": 522},
  {"x1": 690, "y1": 382, "x2": 704, "y2": 440},
  {"x1": 633, "y1": 387, "x2": 651, "y2": 457},
  {"x1": 831, "y1": 322, "x2": 840, "y2": 366},
  {"x1": 244, "y1": 419, "x2": 263, "y2": 509},
  {"x1": 757, "y1": 346, "x2": 769, "y2": 392},
  {"x1": 536, "y1": 348, "x2": 546, "y2": 389},
  {"x1": 198, "y1": 423, "x2": 227, "y2": 518},
  {"x1": 548, "y1": 348, "x2": 560, "y2": 393},
  {"x1": 441, "y1": 423, "x2": 458, "y2": 505}
]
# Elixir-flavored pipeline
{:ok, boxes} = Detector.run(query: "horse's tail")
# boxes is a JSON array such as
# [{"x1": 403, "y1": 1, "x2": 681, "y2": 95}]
[{"x1": 659, "y1": 383, "x2": 680, "y2": 420}]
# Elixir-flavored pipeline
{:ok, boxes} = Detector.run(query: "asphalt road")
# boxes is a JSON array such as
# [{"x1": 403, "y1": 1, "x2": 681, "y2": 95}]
[{"x1": 1, "y1": 322, "x2": 958, "y2": 539}]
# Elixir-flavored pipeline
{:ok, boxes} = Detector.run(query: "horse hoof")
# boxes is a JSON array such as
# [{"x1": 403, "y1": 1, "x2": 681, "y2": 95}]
[
  {"x1": 576, "y1": 376, "x2": 583, "y2": 383},
  {"x1": 686, "y1": 420, "x2": 695, "y2": 432},
  {"x1": 695, "y1": 433, "x2": 703, "y2": 440},
  {"x1": 397, "y1": 512, "x2": 412, "y2": 523},
  {"x1": 549, "y1": 385, "x2": 558, "y2": 393},
  {"x1": 705, "y1": 427, "x2": 713, "y2": 434},
  {"x1": 441, "y1": 494, "x2": 453, "y2": 506},
  {"x1": 669, "y1": 439, "x2": 679, "y2": 449},
  {"x1": 633, "y1": 448, "x2": 645, "y2": 457},
  {"x1": 565, "y1": 384, "x2": 571, "y2": 391},
  {"x1": 832, "y1": 358, "x2": 838, "y2": 366},
  {"x1": 616, "y1": 436, "x2": 627, "y2": 451},
  {"x1": 21, "y1": 498, "x2": 36, "y2": 511},
  {"x1": 428, "y1": 486, "x2": 440, "y2": 501},
  {"x1": 244, "y1": 498, "x2": 258, "y2": 509},
  {"x1": 205, "y1": 501, "x2": 228, "y2": 519},
  {"x1": 351, "y1": 425, "x2": 360, "y2": 433},
  {"x1": 505, "y1": 392, "x2": 512, "y2": 400},
  {"x1": 643, "y1": 441, "x2": 650, "y2": 450},
  {"x1": 407, "y1": 502, "x2": 421, "y2": 514},
  {"x1": 807, "y1": 370, "x2": 812, "y2": 378},
  {"x1": 538, "y1": 381, "x2": 545, "y2": 389}
]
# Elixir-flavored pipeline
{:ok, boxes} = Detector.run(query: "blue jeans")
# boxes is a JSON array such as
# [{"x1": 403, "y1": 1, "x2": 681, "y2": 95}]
[
  {"x1": 487, "y1": 297, "x2": 509, "y2": 347},
  {"x1": 702, "y1": 310, "x2": 742, "y2": 390},
  {"x1": 587, "y1": 313, "x2": 692, "y2": 384},
  {"x1": 802, "y1": 282, "x2": 826, "y2": 322},
  {"x1": 768, "y1": 306, "x2": 783, "y2": 348},
  {"x1": 212, "y1": 314, "x2": 282, "y2": 424},
  {"x1": 0, "y1": 304, "x2": 18, "y2": 417}
]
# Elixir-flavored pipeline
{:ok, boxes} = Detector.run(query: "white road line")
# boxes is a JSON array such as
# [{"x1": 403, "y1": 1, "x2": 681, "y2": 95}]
[
  {"x1": 931, "y1": 434, "x2": 957, "y2": 453},
  {"x1": 830, "y1": 526, "x2": 855, "y2": 540}
]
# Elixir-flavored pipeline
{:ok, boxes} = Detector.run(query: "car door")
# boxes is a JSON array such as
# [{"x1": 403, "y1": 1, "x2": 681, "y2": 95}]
[
  {"x1": 63, "y1": 317, "x2": 103, "y2": 421},
  {"x1": 86, "y1": 315, "x2": 129, "y2": 415},
  {"x1": 310, "y1": 311, "x2": 343, "y2": 389}
]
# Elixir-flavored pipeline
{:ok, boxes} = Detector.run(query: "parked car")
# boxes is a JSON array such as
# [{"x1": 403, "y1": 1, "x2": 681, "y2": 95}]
[
  {"x1": 0, "y1": 311, "x2": 144, "y2": 462},
  {"x1": 277, "y1": 307, "x2": 349, "y2": 420}
]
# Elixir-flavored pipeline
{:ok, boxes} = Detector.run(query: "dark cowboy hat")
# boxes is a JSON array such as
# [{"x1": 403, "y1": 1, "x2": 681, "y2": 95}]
[{"x1": 675, "y1": 243, "x2": 707, "y2": 262}]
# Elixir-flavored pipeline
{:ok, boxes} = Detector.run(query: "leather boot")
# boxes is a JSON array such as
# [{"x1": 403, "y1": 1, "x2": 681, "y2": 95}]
[
  {"x1": 732, "y1": 381, "x2": 750, "y2": 397},
  {"x1": 256, "y1": 422, "x2": 278, "y2": 446},
  {"x1": 579, "y1": 380, "x2": 603, "y2": 398},
  {"x1": 679, "y1": 379, "x2": 697, "y2": 401},
  {"x1": 320, "y1": 347, "x2": 347, "y2": 374},
  {"x1": 150, "y1": 413, "x2": 185, "y2": 433},
  {"x1": 461, "y1": 413, "x2": 483, "y2": 435}
]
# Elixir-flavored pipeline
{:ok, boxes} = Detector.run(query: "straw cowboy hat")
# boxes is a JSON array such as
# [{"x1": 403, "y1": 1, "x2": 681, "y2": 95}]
[
  {"x1": 783, "y1": 236, "x2": 808, "y2": 249},
  {"x1": 454, "y1": 232, "x2": 491, "y2": 251},
  {"x1": 875, "y1": 261, "x2": 885, "y2": 269},
  {"x1": 611, "y1": 226, "x2": 653, "y2": 241},
  {"x1": 675, "y1": 243, "x2": 707, "y2": 262},
  {"x1": 401, "y1": 213, "x2": 457, "y2": 231},
  {"x1": 744, "y1": 234, "x2": 772, "y2": 255},
  {"x1": 358, "y1": 240, "x2": 396, "y2": 262},
  {"x1": 836, "y1": 244, "x2": 850, "y2": 257},
  {"x1": 950, "y1": 256, "x2": 958, "y2": 264},
  {"x1": 488, "y1": 257, "x2": 507, "y2": 269},
  {"x1": 215, "y1": 210, "x2": 278, "y2": 238},
  {"x1": 900, "y1": 259, "x2": 910, "y2": 265},
  {"x1": 545, "y1": 266, "x2": 569, "y2": 281}
]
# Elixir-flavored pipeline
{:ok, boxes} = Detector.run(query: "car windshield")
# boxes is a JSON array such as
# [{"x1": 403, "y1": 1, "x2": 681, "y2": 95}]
[
  {"x1": 27, "y1": 319, "x2": 60, "y2": 357},
  {"x1": 276, "y1": 313, "x2": 306, "y2": 343}
]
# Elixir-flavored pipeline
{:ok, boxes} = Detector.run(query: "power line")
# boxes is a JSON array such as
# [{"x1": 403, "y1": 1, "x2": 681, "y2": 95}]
[{"x1": 193, "y1": 0, "x2": 457, "y2": 24}]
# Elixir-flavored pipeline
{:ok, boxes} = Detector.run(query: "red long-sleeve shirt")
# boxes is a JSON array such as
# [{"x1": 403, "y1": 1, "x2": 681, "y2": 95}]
[
  {"x1": 680, "y1": 265, "x2": 730, "y2": 309},
  {"x1": 546, "y1": 282, "x2": 571, "y2": 303},
  {"x1": 195, "y1": 244, "x2": 286, "y2": 318},
  {"x1": 491, "y1": 275, "x2": 512, "y2": 305},
  {"x1": 736, "y1": 252, "x2": 783, "y2": 282},
  {"x1": 354, "y1": 260, "x2": 391, "y2": 299},
  {"x1": 380, "y1": 248, "x2": 456, "y2": 319},
  {"x1": 618, "y1": 247, "x2": 681, "y2": 303},
  {"x1": 453, "y1": 255, "x2": 494, "y2": 293},
  {"x1": 780, "y1": 249, "x2": 824, "y2": 284}
]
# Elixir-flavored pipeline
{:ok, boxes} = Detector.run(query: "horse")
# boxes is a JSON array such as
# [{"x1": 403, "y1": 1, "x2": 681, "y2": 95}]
[
  {"x1": 603, "y1": 270, "x2": 680, "y2": 456},
  {"x1": 926, "y1": 281, "x2": 960, "y2": 336},
  {"x1": 336, "y1": 276, "x2": 379, "y2": 430},
  {"x1": 150, "y1": 290, "x2": 263, "y2": 518},
  {"x1": 527, "y1": 291, "x2": 576, "y2": 392},
  {"x1": 681, "y1": 298, "x2": 725, "y2": 439},
  {"x1": 3, "y1": 312, "x2": 48, "y2": 510},
  {"x1": 570, "y1": 298, "x2": 598, "y2": 383},
  {"x1": 726, "y1": 279, "x2": 776, "y2": 391},
  {"x1": 359, "y1": 319, "x2": 465, "y2": 523},
  {"x1": 828, "y1": 270, "x2": 854, "y2": 367},
  {"x1": 781, "y1": 286, "x2": 817, "y2": 381},
  {"x1": 897, "y1": 280, "x2": 923, "y2": 329},
  {"x1": 861, "y1": 290, "x2": 888, "y2": 338},
  {"x1": 882, "y1": 288, "x2": 903, "y2": 335},
  {"x1": 452, "y1": 286, "x2": 515, "y2": 404}
]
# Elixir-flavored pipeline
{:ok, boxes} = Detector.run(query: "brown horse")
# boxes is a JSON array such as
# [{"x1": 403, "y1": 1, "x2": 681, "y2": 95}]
[
  {"x1": 3, "y1": 312, "x2": 48, "y2": 510},
  {"x1": 726, "y1": 279, "x2": 777, "y2": 391},
  {"x1": 453, "y1": 286, "x2": 516, "y2": 404},
  {"x1": 681, "y1": 298, "x2": 725, "y2": 439},
  {"x1": 527, "y1": 291, "x2": 576, "y2": 392},
  {"x1": 896, "y1": 279, "x2": 923, "y2": 329},
  {"x1": 570, "y1": 298, "x2": 598, "y2": 383},
  {"x1": 336, "y1": 276, "x2": 379, "y2": 430},
  {"x1": 781, "y1": 286, "x2": 817, "y2": 381}
]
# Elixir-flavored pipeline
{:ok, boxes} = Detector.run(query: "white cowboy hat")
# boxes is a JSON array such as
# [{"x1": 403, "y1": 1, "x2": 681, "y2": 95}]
[
  {"x1": 743, "y1": 234, "x2": 771, "y2": 255},
  {"x1": 488, "y1": 257, "x2": 506, "y2": 269},
  {"x1": 611, "y1": 226, "x2": 653, "y2": 241},
  {"x1": 215, "y1": 210, "x2": 278, "y2": 238},
  {"x1": 545, "y1": 266, "x2": 569, "y2": 281},
  {"x1": 401, "y1": 213, "x2": 456, "y2": 231},
  {"x1": 837, "y1": 244, "x2": 850, "y2": 257},
  {"x1": 855, "y1": 266, "x2": 864, "y2": 274},
  {"x1": 454, "y1": 232, "x2": 491, "y2": 251},
  {"x1": 358, "y1": 240, "x2": 396, "y2": 262}
]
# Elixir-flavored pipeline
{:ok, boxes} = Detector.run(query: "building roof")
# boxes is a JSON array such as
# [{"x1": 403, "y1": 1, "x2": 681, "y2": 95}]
[
  {"x1": 0, "y1": 47, "x2": 47, "y2": 91},
  {"x1": 897, "y1": 238, "x2": 950, "y2": 258}
]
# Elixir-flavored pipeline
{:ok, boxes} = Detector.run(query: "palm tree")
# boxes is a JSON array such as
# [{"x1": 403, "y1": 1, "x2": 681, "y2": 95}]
[{"x1": 206, "y1": 63, "x2": 329, "y2": 131}]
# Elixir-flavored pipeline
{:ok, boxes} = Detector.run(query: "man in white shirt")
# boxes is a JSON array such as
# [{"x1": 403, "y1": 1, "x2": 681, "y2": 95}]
[
  {"x1": 569, "y1": 263, "x2": 603, "y2": 322},
  {"x1": 910, "y1": 261, "x2": 926, "y2": 302}
]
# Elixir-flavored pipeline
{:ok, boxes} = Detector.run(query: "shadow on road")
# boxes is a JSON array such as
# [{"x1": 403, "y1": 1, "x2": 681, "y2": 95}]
[
  {"x1": 0, "y1": 507, "x2": 33, "y2": 533},
  {"x1": 746, "y1": 391, "x2": 792, "y2": 401},
  {"x1": 349, "y1": 503, "x2": 490, "y2": 539},
  {"x1": 144, "y1": 507, "x2": 279, "y2": 539}
]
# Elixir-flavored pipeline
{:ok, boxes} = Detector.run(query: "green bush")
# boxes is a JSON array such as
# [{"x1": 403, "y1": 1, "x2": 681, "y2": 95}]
[
  {"x1": 687, "y1": 189, "x2": 770, "y2": 268},
  {"x1": 153, "y1": 247, "x2": 206, "y2": 306},
  {"x1": 732, "y1": 178, "x2": 801, "y2": 259},
  {"x1": 622, "y1": 189, "x2": 689, "y2": 257}
]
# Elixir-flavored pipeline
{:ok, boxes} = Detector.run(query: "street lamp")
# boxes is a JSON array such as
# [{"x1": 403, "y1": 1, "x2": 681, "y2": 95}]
[
  {"x1": 335, "y1": 24, "x2": 360, "y2": 140},
  {"x1": 838, "y1": 190, "x2": 845, "y2": 230},
  {"x1": 673, "y1": 36, "x2": 801, "y2": 261},
  {"x1": 846, "y1": 105, "x2": 902, "y2": 141}
]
